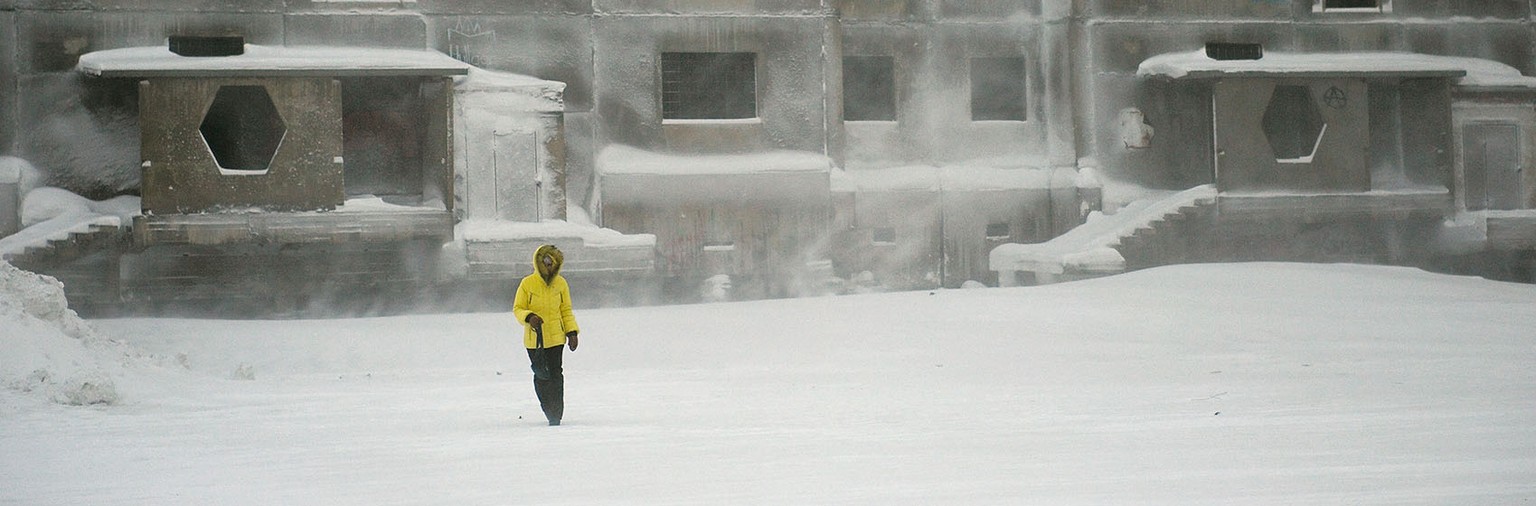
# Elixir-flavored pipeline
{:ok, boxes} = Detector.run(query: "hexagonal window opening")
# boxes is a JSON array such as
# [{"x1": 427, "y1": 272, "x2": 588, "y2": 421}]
[
  {"x1": 1261, "y1": 85, "x2": 1328, "y2": 163},
  {"x1": 199, "y1": 85, "x2": 286, "y2": 174}
]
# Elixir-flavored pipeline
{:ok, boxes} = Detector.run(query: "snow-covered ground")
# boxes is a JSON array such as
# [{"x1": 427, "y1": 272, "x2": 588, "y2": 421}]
[{"x1": 3, "y1": 262, "x2": 1535, "y2": 504}]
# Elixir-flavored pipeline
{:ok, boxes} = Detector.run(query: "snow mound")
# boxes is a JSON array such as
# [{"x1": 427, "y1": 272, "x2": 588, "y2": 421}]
[
  {"x1": 0, "y1": 261, "x2": 130, "y2": 405},
  {"x1": 22, "y1": 187, "x2": 141, "y2": 227},
  {"x1": 0, "y1": 156, "x2": 45, "y2": 193}
]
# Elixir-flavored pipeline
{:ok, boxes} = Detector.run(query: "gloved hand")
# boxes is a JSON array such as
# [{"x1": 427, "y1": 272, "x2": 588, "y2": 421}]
[
  {"x1": 566, "y1": 331, "x2": 579, "y2": 351},
  {"x1": 526, "y1": 313, "x2": 544, "y2": 327}
]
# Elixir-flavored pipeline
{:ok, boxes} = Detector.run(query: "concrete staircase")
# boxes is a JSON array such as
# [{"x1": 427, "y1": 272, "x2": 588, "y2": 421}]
[
  {"x1": 1, "y1": 213, "x2": 128, "y2": 267},
  {"x1": 1114, "y1": 191, "x2": 1220, "y2": 270},
  {"x1": 991, "y1": 185, "x2": 1217, "y2": 285},
  {"x1": 1, "y1": 213, "x2": 130, "y2": 312}
]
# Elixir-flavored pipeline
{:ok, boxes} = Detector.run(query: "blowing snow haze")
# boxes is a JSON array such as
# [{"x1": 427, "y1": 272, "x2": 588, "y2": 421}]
[{"x1": 0, "y1": 2, "x2": 1533, "y2": 314}]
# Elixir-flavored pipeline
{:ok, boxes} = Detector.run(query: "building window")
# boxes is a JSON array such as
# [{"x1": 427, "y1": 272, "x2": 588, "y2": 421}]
[
  {"x1": 199, "y1": 85, "x2": 286, "y2": 173},
  {"x1": 1314, "y1": 0, "x2": 1389, "y2": 12},
  {"x1": 1261, "y1": 85, "x2": 1327, "y2": 163},
  {"x1": 872, "y1": 227, "x2": 896, "y2": 245},
  {"x1": 844, "y1": 56, "x2": 896, "y2": 121},
  {"x1": 970, "y1": 57, "x2": 1027, "y2": 121},
  {"x1": 661, "y1": 52, "x2": 757, "y2": 120},
  {"x1": 986, "y1": 223, "x2": 1010, "y2": 240}
]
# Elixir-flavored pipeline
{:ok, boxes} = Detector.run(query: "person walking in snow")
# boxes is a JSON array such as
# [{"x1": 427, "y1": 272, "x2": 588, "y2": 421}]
[{"x1": 513, "y1": 244, "x2": 580, "y2": 426}]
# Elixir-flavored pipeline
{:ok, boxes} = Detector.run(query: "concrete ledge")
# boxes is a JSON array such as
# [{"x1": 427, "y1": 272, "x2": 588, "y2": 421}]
[
  {"x1": 1216, "y1": 189, "x2": 1452, "y2": 221},
  {"x1": 134, "y1": 210, "x2": 452, "y2": 246},
  {"x1": 1486, "y1": 211, "x2": 1536, "y2": 250},
  {"x1": 466, "y1": 239, "x2": 653, "y2": 279}
]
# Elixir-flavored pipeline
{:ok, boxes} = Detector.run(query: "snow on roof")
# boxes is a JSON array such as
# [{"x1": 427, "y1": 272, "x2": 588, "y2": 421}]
[
  {"x1": 453, "y1": 68, "x2": 565, "y2": 113},
  {"x1": 453, "y1": 67, "x2": 563, "y2": 93},
  {"x1": 598, "y1": 146, "x2": 832, "y2": 205},
  {"x1": 839, "y1": 165, "x2": 1079, "y2": 192},
  {"x1": 597, "y1": 145, "x2": 832, "y2": 177},
  {"x1": 1137, "y1": 50, "x2": 1536, "y2": 88},
  {"x1": 77, "y1": 44, "x2": 470, "y2": 78},
  {"x1": 460, "y1": 219, "x2": 655, "y2": 248}
]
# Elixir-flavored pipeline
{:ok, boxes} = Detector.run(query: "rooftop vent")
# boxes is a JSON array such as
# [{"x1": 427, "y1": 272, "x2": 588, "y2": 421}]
[
  {"x1": 169, "y1": 35, "x2": 245, "y2": 57},
  {"x1": 1205, "y1": 42, "x2": 1263, "y2": 61}
]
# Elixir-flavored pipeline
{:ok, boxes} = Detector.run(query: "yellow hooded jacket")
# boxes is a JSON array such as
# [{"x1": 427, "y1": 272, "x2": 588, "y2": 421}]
[{"x1": 512, "y1": 244, "x2": 580, "y2": 349}]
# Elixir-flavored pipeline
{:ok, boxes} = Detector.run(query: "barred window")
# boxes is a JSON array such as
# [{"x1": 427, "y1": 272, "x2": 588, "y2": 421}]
[
  {"x1": 661, "y1": 52, "x2": 757, "y2": 120},
  {"x1": 844, "y1": 56, "x2": 896, "y2": 121},
  {"x1": 970, "y1": 57, "x2": 1027, "y2": 121},
  {"x1": 1324, "y1": 0, "x2": 1378, "y2": 8},
  {"x1": 1315, "y1": 0, "x2": 1388, "y2": 11}
]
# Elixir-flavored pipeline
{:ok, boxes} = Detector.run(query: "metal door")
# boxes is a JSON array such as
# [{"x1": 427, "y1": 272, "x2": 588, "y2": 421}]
[{"x1": 1464, "y1": 123, "x2": 1522, "y2": 211}]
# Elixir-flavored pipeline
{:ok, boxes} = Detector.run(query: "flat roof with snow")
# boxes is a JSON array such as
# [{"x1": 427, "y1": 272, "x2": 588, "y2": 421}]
[
  {"x1": 1138, "y1": 50, "x2": 1477, "y2": 80},
  {"x1": 77, "y1": 44, "x2": 470, "y2": 78}
]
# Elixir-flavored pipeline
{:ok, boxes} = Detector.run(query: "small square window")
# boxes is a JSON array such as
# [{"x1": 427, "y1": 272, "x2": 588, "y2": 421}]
[
  {"x1": 662, "y1": 52, "x2": 757, "y2": 120},
  {"x1": 970, "y1": 57, "x2": 1027, "y2": 121},
  {"x1": 986, "y1": 223, "x2": 1010, "y2": 240},
  {"x1": 872, "y1": 227, "x2": 896, "y2": 245},
  {"x1": 844, "y1": 56, "x2": 896, "y2": 121},
  {"x1": 1314, "y1": 0, "x2": 1389, "y2": 12}
]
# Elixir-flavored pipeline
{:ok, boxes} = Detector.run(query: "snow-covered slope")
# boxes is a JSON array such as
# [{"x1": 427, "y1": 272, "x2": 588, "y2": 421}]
[{"x1": 2, "y1": 263, "x2": 1534, "y2": 504}]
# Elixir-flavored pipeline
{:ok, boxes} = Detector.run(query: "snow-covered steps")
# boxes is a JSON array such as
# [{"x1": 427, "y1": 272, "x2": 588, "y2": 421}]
[
  {"x1": 990, "y1": 185, "x2": 1217, "y2": 285},
  {"x1": 0, "y1": 212, "x2": 128, "y2": 267}
]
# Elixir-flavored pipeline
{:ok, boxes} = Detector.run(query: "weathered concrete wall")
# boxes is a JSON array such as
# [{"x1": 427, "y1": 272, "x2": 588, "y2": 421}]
[
  {"x1": 591, "y1": 13, "x2": 831, "y2": 154},
  {"x1": 420, "y1": 0, "x2": 591, "y2": 16},
  {"x1": 850, "y1": 190, "x2": 944, "y2": 289},
  {"x1": 285, "y1": 13, "x2": 427, "y2": 47},
  {"x1": 839, "y1": 3, "x2": 1072, "y2": 171},
  {"x1": 140, "y1": 77, "x2": 342, "y2": 213},
  {"x1": 1, "y1": 8, "x2": 16, "y2": 155},
  {"x1": 18, "y1": 0, "x2": 283, "y2": 12},
  {"x1": 1212, "y1": 78, "x2": 1369, "y2": 192},
  {"x1": 423, "y1": 12, "x2": 593, "y2": 211},
  {"x1": 13, "y1": 9, "x2": 284, "y2": 194},
  {"x1": 594, "y1": 0, "x2": 823, "y2": 14},
  {"x1": 1076, "y1": 0, "x2": 1536, "y2": 191},
  {"x1": 941, "y1": 188, "x2": 1054, "y2": 286},
  {"x1": 833, "y1": 0, "x2": 932, "y2": 21}
]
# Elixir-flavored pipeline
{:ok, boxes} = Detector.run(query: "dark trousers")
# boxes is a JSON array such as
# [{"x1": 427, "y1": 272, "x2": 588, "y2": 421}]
[{"x1": 527, "y1": 346, "x2": 564, "y2": 423}]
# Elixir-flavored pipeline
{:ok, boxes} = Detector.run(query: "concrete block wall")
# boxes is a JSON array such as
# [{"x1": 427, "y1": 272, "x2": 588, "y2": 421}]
[{"x1": 1073, "y1": 0, "x2": 1536, "y2": 190}]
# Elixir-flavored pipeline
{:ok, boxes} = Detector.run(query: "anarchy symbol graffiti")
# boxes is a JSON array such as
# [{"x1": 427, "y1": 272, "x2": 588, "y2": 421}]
[{"x1": 1323, "y1": 86, "x2": 1348, "y2": 110}]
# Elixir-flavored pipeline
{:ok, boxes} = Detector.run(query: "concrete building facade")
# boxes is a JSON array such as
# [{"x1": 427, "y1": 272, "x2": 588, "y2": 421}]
[{"x1": 3, "y1": 0, "x2": 1536, "y2": 313}]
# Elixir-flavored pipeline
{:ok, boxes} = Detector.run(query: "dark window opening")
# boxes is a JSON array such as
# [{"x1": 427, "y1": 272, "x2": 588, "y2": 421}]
[
  {"x1": 872, "y1": 227, "x2": 896, "y2": 245},
  {"x1": 1324, "y1": 0, "x2": 1379, "y2": 8},
  {"x1": 1261, "y1": 85, "x2": 1326, "y2": 161},
  {"x1": 986, "y1": 223, "x2": 1010, "y2": 240},
  {"x1": 342, "y1": 77, "x2": 428, "y2": 197},
  {"x1": 1205, "y1": 43, "x2": 1263, "y2": 61},
  {"x1": 844, "y1": 56, "x2": 896, "y2": 121},
  {"x1": 200, "y1": 85, "x2": 286, "y2": 172},
  {"x1": 662, "y1": 52, "x2": 757, "y2": 120},
  {"x1": 169, "y1": 35, "x2": 245, "y2": 57},
  {"x1": 970, "y1": 57, "x2": 1027, "y2": 121}
]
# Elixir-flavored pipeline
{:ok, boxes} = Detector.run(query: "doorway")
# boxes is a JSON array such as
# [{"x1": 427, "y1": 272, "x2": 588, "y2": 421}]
[{"x1": 1463, "y1": 123, "x2": 1523, "y2": 210}]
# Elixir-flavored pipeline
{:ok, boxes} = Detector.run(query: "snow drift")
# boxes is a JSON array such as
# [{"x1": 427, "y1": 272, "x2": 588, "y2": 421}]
[{"x1": 0, "y1": 261, "x2": 131, "y2": 405}]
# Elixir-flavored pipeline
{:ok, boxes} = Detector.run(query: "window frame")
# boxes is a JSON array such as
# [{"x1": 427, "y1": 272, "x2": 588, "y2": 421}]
[
  {"x1": 968, "y1": 56, "x2": 1029, "y2": 122},
  {"x1": 1313, "y1": 0, "x2": 1391, "y2": 13},
  {"x1": 660, "y1": 51, "x2": 759, "y2": 121},
  {"x1": 843, "y1": 55, "x2": 897, "y2": 122}
]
